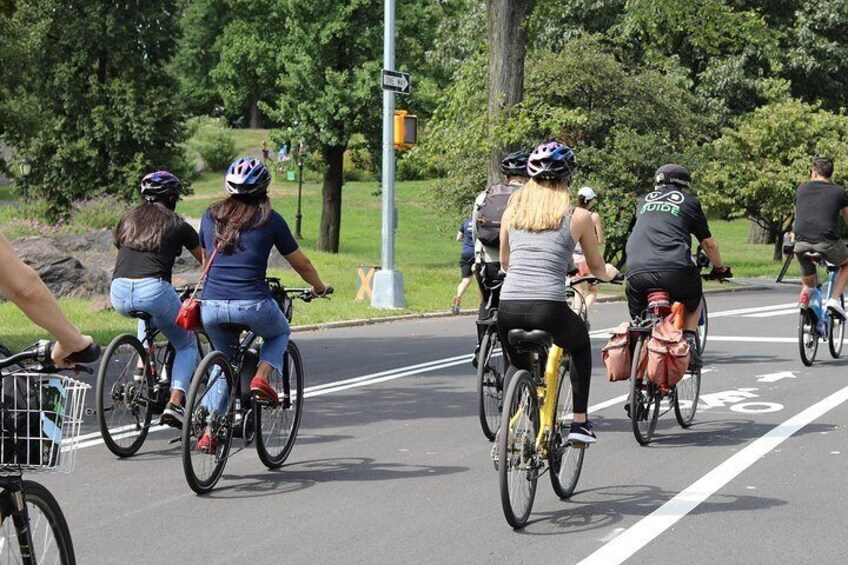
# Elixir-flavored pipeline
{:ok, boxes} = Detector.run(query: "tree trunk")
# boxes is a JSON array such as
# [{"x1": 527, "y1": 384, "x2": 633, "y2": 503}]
[
  {"x1": 747, "y1": 219, "x2": 769, "y2": 244},
  {"x1": 486, "y1": 0, "x2": 536, "y2": 186},
  {"x1": 249, "y1": 96, "x2": 260, "y2": 129},
  {"x1": 317, "y1": 144, "x2": 345, "y2": 253}
]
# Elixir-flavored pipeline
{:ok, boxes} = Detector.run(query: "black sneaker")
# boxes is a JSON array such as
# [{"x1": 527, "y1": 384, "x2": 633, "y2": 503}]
[
  {"x1": 567, "y1": 421, "x2": 597, "y2": 445},
  {"x1": 685, "y1": 334, "x2": 702, "y2": 370},
  {"x1": 160, "y1": 402, "x2": 185, "y2": 429}
]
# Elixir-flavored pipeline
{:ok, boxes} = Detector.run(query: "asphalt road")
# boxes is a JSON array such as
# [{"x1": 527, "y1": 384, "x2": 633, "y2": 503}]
[{"x1": 34, "y1": 284, "x2": 848, "y2": 564}]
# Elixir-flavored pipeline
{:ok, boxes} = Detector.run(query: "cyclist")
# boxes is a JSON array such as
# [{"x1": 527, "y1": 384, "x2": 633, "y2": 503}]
[
  {"x1": 571, "y1": 186, "x2": 604, "y2": 323},
  {"x1": 196, "y1": 157, "x2": 330, "y2": 452},
  {"x1": 0, "y1": 231, "x2": 99, "y2": 366},
  {"x1": 498, "y1": 141, "x2": 618, "y2": 444},
  {"x1": 451, "y1": 213, "x2": 474, "y2": 315},
  {"x1": 110, "y1": 171, "x2": 203, "y2": 428},
  {"x1": 470, "y1": 150, "x2": 529, "y2": 359},
  {"x1": 625, "y1": 164, "x2": 729, "y2": 369},
  {"x1": 792, "y1": 156, "x2": 848, "y2": 319}
]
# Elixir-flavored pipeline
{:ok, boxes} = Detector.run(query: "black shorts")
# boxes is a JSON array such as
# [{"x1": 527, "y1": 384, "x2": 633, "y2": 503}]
[
  {"x1": 626, "y1": 268, "x2": 702, "y2": 319},
  {"x1": 460, "y1": 255, "x2": 474, "y2": 278}
]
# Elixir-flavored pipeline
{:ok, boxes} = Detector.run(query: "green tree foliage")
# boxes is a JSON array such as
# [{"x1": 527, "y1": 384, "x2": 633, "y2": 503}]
[
  {"x1": 169, "y1": 0, "x2": 228, "y2": 116},
  {"x1": 0, "y1": 0, "x2": 189, "y2": 214},
  {"x1": 699, "y1": 98, "x2": 848, "y2": 260}
]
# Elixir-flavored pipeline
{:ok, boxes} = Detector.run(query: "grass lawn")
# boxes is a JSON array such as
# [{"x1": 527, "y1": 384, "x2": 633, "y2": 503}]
[{"x1": 0, "y1": 126, "x2": 798, "y2": 350}]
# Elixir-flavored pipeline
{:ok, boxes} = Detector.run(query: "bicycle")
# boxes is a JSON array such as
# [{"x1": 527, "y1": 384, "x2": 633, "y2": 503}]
[
  {"x1": 496, "y1": 276, "x2": 619, "y2": 529},
  {"x1": 627, "y1": 267, "x2": 731, "y2": 445},
  {"x1": 475, "y1": 269, "x2": 505, "y2": 441},
  {"x1": 797, "y1": 251, "x2": 845, "y2": 366},
  {"x1": 0, "y1": 341, "x2": 91, "y2": 564},
  {"x1": 95, "y1": 285, "x2": 211, "y2": 458},
  {"x1": 181, "y1": 279, "x2": 332, "y2": 494}
]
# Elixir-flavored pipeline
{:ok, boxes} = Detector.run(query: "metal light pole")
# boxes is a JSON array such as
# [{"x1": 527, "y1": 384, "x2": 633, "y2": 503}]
[
  {"x1": 371, "y1": 0, "x2": 406, "y2": 308},
  {"x1": 19, "y1": 156, "x2": 32, "y2": 202},
  {"x1": 295, "y1": 141, "x2": 304, "y2": 239}
]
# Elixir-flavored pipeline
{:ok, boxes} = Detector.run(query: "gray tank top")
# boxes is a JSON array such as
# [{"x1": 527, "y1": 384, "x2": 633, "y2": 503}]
[{"x1": 501, "y1": 212, "x2": 577, "y2": 302}]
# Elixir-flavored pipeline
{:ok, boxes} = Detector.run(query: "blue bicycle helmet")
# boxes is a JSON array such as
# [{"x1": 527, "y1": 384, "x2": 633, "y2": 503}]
[
  {"x1": 140, "y1": 171, "x2": 182, "y2": 201},
  {"x1": 527, "y1": 141, "x2": 577, "y2": 181},
  {"x1": 225, "y1": 157, "x2": 271, "y2": 195}
]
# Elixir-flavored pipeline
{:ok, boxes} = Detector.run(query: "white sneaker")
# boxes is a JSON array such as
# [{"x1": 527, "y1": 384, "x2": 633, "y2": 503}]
[{"x1": 827, "y1": 298, "x2": 846, "y2": 320}]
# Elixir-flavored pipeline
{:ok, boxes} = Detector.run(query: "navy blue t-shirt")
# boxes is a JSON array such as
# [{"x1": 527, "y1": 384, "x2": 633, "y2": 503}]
[
  {"x1": 199, "y1": 209, "x2": 299, "y2": 300},
  {"x1": 460, "y1": 218, "x2": 474, "y2": 258}
]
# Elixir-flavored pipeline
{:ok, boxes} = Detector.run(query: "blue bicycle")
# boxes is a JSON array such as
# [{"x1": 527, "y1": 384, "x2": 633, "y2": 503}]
[{"x1": 798, "y1": 251, "x2": 845, "y2": 366}]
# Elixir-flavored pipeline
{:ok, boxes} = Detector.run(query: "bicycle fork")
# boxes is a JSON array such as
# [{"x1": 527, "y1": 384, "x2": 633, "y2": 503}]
[{"x1": 5, "y1": 484, "x2": 36, "y2": 564}]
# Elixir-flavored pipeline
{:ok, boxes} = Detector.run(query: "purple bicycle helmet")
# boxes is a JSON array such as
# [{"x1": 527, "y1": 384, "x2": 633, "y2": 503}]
[
  {"x1": 225, "y1": 157, "x2": 271, "y2": 196},
  {"x1": 526, "y1": 141, "x2": 577, "y2": 181},
  {"x1": 140, "y1": 171, "x2": 182, "y2": 201}
]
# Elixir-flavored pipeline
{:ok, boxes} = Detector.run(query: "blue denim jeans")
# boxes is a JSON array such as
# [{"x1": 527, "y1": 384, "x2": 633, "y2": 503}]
[
  {"x1": 110, "y1": 278, "x2": 198, "y2": 393},
  {"x1": 200, "y1": 298, "x2": 291, "y2": 413}
]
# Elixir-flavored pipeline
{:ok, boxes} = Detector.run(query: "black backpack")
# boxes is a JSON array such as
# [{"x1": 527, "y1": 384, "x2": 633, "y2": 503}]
[{"x1": 476, "y1": 183, "x2": 519, "y2": 248}]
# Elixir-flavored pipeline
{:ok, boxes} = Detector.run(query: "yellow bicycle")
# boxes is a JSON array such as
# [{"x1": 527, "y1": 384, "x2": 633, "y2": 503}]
[{"x1": 497, "y1": 331, "x2": 585, "y2": 529}]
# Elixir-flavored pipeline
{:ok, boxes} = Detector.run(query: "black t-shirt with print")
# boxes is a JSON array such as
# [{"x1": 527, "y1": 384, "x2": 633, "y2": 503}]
[
  {"x1": 793, "y1": 181, "x2": 848, "y2": 243},
  {"x1": 113, "y1": 220, "x2": 200, "y2": 283},
  {"x1": 626, "y1": 187, "x2": 711, "y2": 276}
]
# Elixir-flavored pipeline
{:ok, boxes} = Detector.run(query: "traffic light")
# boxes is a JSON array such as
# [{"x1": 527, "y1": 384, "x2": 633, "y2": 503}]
[{"x1": 394, "y1": 110, "x2": 418, "y2": 150}]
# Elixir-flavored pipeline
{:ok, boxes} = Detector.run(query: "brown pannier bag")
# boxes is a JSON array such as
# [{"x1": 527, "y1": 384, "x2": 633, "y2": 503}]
[
  {"x1": 643, "y1": 315, "x2": 690, "y2": 388},
  {"x1": 601, "y1": 323, "x2": 631, "y2": 382}
]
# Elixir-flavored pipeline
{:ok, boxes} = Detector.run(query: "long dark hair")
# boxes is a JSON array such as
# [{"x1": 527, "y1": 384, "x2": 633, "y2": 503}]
[
  {"x1": 208, "y1": 194, "x2": 272, "y2": 252},
  {"x1": 114, "y1": 200, "x2": 182, "y2": 252}
]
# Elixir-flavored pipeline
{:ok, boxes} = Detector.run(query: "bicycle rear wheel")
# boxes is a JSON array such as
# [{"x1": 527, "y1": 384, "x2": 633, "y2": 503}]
[
  {"x1": 476, "y1": 330, "x2": 504, "y2": 441},
  {"x1": 182, "y1": 351, "x2": 235, "y2": 494},
  {"x1": 629, "y1": 338, "x2": 661, "y2": 445},
  {"x1": 696, "y1": 296, "x2": 708, "y2": 355},
  {"x1": 798, "y1": 310, "x2": 818, "y2": 366},
  {"x1": 673, "y1": 371, "x2": 701, "y2": 428},
  {"x1": 96, "y1": 334, "x2": 153, "y2": 457},
  {"x1": 256, "y1": 341, "x2": 304, "y2": 469},
  {"x1": 0, "y1": 480, "x2": 75, "y2": 564},
  {"x1": 549, "y1": 357, "x2": 585, "y2": 499},
  {"x1": 498, "y1": 370, "x2": 540, "y2": 529},
  {"x1": 828, "y1": 297, "x2": 845, "y2": 358}
]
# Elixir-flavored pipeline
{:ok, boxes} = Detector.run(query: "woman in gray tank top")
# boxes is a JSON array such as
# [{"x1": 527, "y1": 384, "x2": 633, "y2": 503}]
[{"x1": 497, "y1": 141, "x2": 618, "y2": 445}]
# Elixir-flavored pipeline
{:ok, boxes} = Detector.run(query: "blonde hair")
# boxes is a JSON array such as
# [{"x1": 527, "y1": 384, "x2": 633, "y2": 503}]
[{"x1": 507, "y1": 178, "x2": 571, "y2": 232}]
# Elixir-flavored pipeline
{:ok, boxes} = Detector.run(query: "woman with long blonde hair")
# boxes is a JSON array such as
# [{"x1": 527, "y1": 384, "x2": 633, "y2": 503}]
[{"x1": 498, "y1": 141, "x2": 618, "y2": 444}]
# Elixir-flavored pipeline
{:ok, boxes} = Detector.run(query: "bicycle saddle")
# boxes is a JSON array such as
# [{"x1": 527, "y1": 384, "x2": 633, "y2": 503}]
[
  {"x1": 507, "y1": 329, "x2": 553, "y2": 352},
  {"x1": 128, "y1": 311, "x2": 153, "y2": 321},
  {"x1": 802, "y1": 251, "x2": 825, "y2": 261}
]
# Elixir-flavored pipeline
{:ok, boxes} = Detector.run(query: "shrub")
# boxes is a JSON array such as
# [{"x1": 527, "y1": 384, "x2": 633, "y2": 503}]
[
  {"x1": 71, "y1": 194, "x2": 127, "y2": 231},
  {"x1": 187, "y1": 117, "x2": 237, "y2": 172}
]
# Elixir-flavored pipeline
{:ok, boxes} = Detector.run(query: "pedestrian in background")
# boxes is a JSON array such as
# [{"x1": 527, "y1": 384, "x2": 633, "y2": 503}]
[{"x1": 453, "y1": 215, "x2": 475, "y2": 314}]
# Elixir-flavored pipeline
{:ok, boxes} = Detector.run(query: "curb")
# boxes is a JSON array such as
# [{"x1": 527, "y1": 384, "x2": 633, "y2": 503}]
[{"x1": 292, "y1": 281, "x2": 770, "y2": 333}]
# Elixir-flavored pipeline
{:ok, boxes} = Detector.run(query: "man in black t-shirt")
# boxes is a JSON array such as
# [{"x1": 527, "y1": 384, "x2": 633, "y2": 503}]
[
  {"x1": 625, "y1": 164, "x2": 730, "y2": 368},
  {"x1": 793, "y1": 156, "x2": 848, "y2": 319}
]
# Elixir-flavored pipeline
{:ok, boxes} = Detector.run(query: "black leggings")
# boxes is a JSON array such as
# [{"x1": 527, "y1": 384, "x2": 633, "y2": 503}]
[{"x1": 497, "y1": 299, "x2": 592, "y2": 413}]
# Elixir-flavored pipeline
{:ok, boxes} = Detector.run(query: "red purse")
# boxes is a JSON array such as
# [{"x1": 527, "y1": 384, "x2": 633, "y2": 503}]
[{"x1": 175, "y1": 245, "x2": 220, "y2": 331}]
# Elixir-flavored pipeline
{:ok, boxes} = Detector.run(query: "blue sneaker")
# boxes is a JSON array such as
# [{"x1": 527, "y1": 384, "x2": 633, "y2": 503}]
[{"x1": 567, "y1": 421, "x2": 597, "y2": 445}]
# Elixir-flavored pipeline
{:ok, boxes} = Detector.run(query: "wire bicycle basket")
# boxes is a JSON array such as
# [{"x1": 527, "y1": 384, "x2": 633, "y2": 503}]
[{"x1": 1, "y1": 374, "x2": 90, "y2": 474}]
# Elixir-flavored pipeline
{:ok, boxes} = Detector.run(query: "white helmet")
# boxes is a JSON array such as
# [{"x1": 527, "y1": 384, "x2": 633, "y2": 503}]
[{"x1": 578, "y1": 186, "x2": 597, "y2": 203}]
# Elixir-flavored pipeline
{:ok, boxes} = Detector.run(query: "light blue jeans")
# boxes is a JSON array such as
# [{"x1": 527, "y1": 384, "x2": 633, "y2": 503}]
[
  {"x1": 110, "y1": 278, "x2": 198, "y2": 393},
  {"x1": 200, "y1": 298, "x2": 291, "y2": 413}
]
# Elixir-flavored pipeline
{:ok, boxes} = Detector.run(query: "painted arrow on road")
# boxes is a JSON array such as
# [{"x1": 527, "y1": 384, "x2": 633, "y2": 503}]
[{"x1": 756, "y1": 371, "x2": 797, "y2": 383}]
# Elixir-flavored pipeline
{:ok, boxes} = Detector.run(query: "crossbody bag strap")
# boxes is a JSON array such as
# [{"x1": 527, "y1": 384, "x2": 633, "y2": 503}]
[{"x1": 187, "y1": 242, "x2": 222, "y2": 300}]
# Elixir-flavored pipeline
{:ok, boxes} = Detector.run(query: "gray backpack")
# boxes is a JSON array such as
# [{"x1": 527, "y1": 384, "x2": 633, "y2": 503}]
[{"x1": 476, "y1": 183, "x2": 519, "y2": 248}]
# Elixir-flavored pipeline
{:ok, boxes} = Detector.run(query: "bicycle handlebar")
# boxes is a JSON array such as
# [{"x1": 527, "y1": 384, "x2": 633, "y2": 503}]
[
  {"x1": 0, "y1": 340, "x2": 97, "y2": 374},
  {"x1": 566, "y1": 273, "x2": 624, "y2": 287}
]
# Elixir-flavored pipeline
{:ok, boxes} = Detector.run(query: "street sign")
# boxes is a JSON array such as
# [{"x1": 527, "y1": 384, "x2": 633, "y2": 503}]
[{"x1": 381, "y1": 69, "x2": 411, "y2": 94}]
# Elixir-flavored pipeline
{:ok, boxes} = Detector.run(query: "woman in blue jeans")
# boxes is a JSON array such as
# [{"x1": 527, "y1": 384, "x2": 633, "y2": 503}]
[
  {"x1": 196, "y1": 157, "x2": 330, "y2": 452},
  {"x1": 110, "y1": 171, "x2": 203, "y2": 428}
]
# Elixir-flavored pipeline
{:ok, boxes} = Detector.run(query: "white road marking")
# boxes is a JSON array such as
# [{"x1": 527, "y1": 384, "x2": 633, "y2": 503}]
[
  {"x1": 743, "y1": 308, "x2": 798, "y2": 318},
  {"x1": 577, "y1": 383, "x2": 848, "y2": 565},
  {"x1": 757, "y1": 371, "x2": 797, "y2": 383},
  {"x1": 708, "y1": 302, "x2": 796, "y2": 318}
]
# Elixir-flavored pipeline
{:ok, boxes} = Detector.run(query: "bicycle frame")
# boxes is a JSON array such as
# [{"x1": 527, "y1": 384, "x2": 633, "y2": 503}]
[{"x1": 804, "y1": 262, "x2": 839, "y2": 335}]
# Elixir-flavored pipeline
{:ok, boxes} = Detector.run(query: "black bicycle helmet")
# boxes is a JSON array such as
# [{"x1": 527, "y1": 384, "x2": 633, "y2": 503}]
[
  {"x1": 140, "y1": 171, "x2": 182, "y2": 201},
  {"x1": 501, "y1": 150, "x2": 531, "y2": 178},
  {"x1": 654, "y1": 164, "x2": 692, "y2": 189}
]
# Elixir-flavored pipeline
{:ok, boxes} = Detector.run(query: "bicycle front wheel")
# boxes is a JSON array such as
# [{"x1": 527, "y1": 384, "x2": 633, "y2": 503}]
[
  {"x1": 0, "y1": 480, "x2": 75, "y2": 564},
  {"x1": 182, "y1": 351, "x2": 235, "y2": 494},
  {"x1": 549, "y1": 357, "x2": 585, "y2": 499},
  {"x1": 828, "y1": 297, "x2": 845, "y2": 358},
  {"x1": 256, "y1": 341, "x2": 304, "y2": 469},
  {"x1": 673, "y1": 371, "x2": 701, "y2": 428},
  {"x1": 476, "y1": 330, "x2": 504, "y2": 441},
  {"x1": 498, "y1": 370, "x2": 540, "y2": 529},
  {"x1": 798, "y1": 310, "x2": 818, "y2": 366},
  {"x1": 629, "y1": 338, "x2": 661, "y2": 445},
  {"x1": 96, "y1": 334, "x2": 152, "y2": 457},
  {"x1": 697, "y1": 296, "x2": 708, "y2": 355}
]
